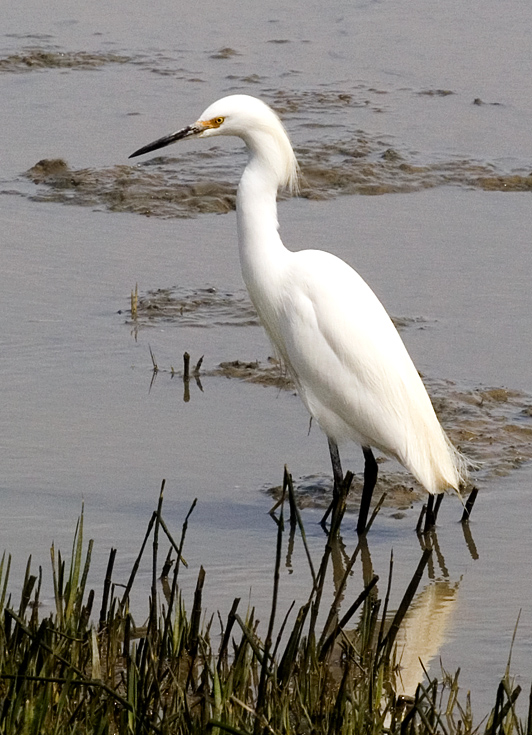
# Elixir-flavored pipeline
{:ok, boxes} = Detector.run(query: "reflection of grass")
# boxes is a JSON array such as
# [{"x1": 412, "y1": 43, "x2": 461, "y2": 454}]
[{"x1": 0, "y1": 478, "x2": 526, "y2": 734}]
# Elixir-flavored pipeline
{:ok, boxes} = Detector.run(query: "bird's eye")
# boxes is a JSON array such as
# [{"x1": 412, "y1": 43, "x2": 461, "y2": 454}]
[{"x1": 214, "y1": 117, "x2": 224, "y2": 125}]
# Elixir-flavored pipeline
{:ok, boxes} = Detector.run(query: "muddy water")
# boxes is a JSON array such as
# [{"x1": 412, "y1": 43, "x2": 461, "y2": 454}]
[{"x1": 1, "y1": 0, "x2": 532, "y2": 716}]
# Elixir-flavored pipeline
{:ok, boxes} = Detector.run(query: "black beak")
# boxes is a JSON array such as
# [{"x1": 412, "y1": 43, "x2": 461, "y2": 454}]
[{"x1": 129, "y1": 123, "x2": 202, "y2": 159}]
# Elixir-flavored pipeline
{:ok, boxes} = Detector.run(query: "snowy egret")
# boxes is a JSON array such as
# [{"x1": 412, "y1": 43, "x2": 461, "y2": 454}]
[{"x1": 130, "y1": 94, "x2": 468, "y2": 534}]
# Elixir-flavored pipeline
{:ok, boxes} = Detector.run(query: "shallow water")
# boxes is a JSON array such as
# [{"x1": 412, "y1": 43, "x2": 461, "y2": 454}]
[{"x1": 1, "y1": 0, "x2": 532, "y2": 717}]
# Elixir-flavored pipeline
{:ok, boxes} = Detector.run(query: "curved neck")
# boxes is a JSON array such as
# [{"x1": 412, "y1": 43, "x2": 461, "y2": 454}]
[{"x1": 236, "y1": 153, "x2": 288, "y2": 292}]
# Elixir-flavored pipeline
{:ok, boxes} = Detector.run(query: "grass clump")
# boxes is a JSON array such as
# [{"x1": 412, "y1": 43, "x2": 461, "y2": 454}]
[{"x1": 0, "y1": 475, "x2": 528, "y2": 734}]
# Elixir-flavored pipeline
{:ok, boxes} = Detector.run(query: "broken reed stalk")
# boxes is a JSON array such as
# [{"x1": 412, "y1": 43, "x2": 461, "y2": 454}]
[
  {"x1": 149, "y1": 344, "x2": 158, "y2": 371},
  {"x1": 131, "y1": 283, "x2": 138, "y2": 320},
  {"x1": 255, "y1": 476, "x2": 286, "y2": 734},
  {"x1": 160, "y1": 547, "x2": 173, "y2": 579},
  {"x1": 121, "y1": 511, "x2": 156, "y2": 608},
  {"x1": 149, "y1": 479, "x2": 165, "y2": 636},
  {"x1": 461, "y1": 486, "x2": 479, "y2": 522},
  {"x1": 232, "y1": 612, "x2": 266, "y2": 664},
  {"x1": 319, "y1": 574, "x2": 379, "y2": 660},
  {"x1": 158, "y1": 497, "x2": 197, "y2": 683},
  {"x1": 122, "y1": 496, "x2": 194, "y2": 611},
  {"x1": 217, "y1": 597, "x2": 241, "y2": 673},
  {"x1": 157, "y1": 514, "x2": 189, "y2": 568},
  {"x1": 98, "y1": 547, "x2": 116, "y2": 630},
  {"x1": 380, "y1": 547, "x2": 432, "y2": 661},
  {"x1": 183, "y1": 352, "x2": 191, "y2": 402},
  {"x1": 376, "y1": 550, "x2": 394, "y2": 653},
  {"x1": 188, "y1": 566, "x2": 206, "y2": 663},
  {"x1": 193, "y1": 355, "x2": 204, "y2": 376},
  {"x1": 271, "y1": 599, "x2": 296, "y2": 662},
  {"x1": 284, "y1": 467, "x2": 316, "y2": 584}
]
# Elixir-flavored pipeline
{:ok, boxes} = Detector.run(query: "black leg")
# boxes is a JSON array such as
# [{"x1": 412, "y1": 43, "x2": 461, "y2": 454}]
[
  {"x1": 461, "y1": 486, "x2": 478, "y2": 522},
  {"x1": 320, "y1": 438, "x2": 344, "y2": 529},
  {"x1": 424, "y1": 493, "x2": 435, "y2": 532},
  {"x1": 357, "y1": 447, "x2": 378, "y2": 536},
  {"x1": 434, "y1": 492, "x2": 444, "y2": 521},
  {"x1": 328, "y1": 437, "x2": 344, "y2": 491},
  {"x1": 423, "y1": 492, "x2": 444, "y2": 533}
]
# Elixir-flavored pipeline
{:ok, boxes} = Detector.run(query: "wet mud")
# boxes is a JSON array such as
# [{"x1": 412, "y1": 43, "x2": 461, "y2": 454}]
[
  {"x1": 23, "y1": 158, "x2": 238, "y2": 217},
  {"x1": 126, "y1": 285, "x2": 259, "y2": 328},
  {"x1": 23, "y1": 145, "x2": 531, "y2": 218},
  {"x1": 215, "y1": 359, "x2": 294, "y2": 390},
  {"x1": 0, "y1": 48, "x2": 130, "y2": 72}
]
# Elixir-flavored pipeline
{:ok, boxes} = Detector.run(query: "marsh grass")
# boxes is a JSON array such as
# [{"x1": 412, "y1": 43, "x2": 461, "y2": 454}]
[{"x1": 0, "y1": 476, "x2": 529, "y2": 734}]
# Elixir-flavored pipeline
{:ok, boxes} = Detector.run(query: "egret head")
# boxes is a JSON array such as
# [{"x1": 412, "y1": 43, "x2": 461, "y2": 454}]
[{"x1": 129, "y1": 94, "x2": 299, "y2": 192}]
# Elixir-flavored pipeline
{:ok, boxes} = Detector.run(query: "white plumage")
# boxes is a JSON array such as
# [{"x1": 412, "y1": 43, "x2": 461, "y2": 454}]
[{"x1": 130, "y1": 94, "x2": 468, "y2": 532}]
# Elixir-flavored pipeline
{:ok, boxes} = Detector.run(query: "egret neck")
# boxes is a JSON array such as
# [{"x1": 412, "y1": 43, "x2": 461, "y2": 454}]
[{"x1": 236, "y1": 131, "x2": 293, "y2": 323}]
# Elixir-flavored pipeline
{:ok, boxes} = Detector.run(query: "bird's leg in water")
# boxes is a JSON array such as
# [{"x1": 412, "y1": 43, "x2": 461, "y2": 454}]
[
  {"x1": 357, "y1": 447, "x2": 378, "y2": 535},
  {"x1": 434, "y1": 492, "x2": 444, "y2": 519},
  {"x1": 328, "y1": 438, "x2": 344, "y2": 492},
  {"x1": 423, "y1": 492, "x2": 445, "y2": 532},
  {"x1": 320, "y1": 438, "x2": 344, "y2": 529}
]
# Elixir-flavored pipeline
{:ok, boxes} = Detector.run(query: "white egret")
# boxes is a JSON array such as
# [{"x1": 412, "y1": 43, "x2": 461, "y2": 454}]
[{"x1": 130, "y1": 94, "x2": 468, "y2": 533}]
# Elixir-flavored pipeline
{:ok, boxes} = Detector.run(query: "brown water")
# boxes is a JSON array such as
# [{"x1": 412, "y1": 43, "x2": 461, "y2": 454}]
[{"x1": 1, "y1": 0, "x2": 532, "y2": 716}]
